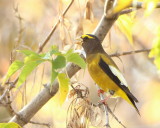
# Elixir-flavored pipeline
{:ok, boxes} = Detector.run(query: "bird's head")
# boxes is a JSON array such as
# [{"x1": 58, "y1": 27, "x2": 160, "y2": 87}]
[{"x1": 79, "y1": 34, "x2": 103, "y2": 55}]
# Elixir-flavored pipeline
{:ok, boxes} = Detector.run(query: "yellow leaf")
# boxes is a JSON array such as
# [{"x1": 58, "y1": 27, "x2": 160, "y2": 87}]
[
  {"x1": 154, "y1": 57, "x2": 160, "y2": 70},
  {"x1": 149, "y1": 26, "x2": 160, "y2": 70},
  {"x1": 112, "y1": 0, "x2": 132, "y2": 13},
  {"x1": 112, "y1": 0, "x2": 160, "y2": 15},
  {"x1": 144, "y1": 0, "x2": 160, "y2": 16},
  {"x1": 116, "y1": 14, "x2": 134, "y2": 44},
  {"x1": 58, "y1": 73, "x2": 70, "y2": 105}
]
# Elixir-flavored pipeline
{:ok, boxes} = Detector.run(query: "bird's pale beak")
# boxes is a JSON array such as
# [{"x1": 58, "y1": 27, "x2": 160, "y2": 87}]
[{"x1": 75, "y1": 37, "x2": 83, "y2": 45}]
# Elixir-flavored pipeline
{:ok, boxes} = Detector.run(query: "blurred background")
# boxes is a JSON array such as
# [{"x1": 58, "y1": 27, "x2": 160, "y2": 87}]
[{"x1": 0, "y1": 0, "x2": 160, "y2": 128}]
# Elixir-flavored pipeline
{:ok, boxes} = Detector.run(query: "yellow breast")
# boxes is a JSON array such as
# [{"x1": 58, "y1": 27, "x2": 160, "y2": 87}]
[{"x1": 86, "y1": 53, "x2": 119, "y2": 92}]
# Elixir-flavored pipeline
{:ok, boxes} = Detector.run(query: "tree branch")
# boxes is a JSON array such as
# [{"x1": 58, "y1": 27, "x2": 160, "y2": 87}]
[
  {"x1": 110, "y1": 49, "x2": 151, "y2": 57},
  {"x1": 106, "y1": 105, "x2": 126, "y2": 128},
  {"x1": 9, "y1": 62, "x2": 80, "y2": 126},
  {"x1": 93, "y1": 0, "x2": 117, "y2": 42},
  {"x1": 29, "y1": 121, "x2": 50, "y2": 128}
]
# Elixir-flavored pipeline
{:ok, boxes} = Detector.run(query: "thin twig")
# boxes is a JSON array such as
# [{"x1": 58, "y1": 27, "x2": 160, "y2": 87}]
[
  {"x1": 96, "y1": 85, "x2": 126, "y2": 128},
  {"x1": 106, "y1": 105, "x2": 126, "y2": 128},
  {"x1": 0, "y1": 89, "x2": 8, "y2": 102},
  {"x1": 109, "y1": 49, "x2": 151, "y2": 57},
  {"x1": 1, "y1": 4, "x2": 25, "y2": 104},
  {"x1": 119, "y1": 9, "x2": 133, "y2": 15},
  {"x1": 0, "y1": 81, "x2": 17, "y2": 116},
  {"x1": 14, "y1": 4, "x2": 24, "y2": 46},
  {"x1": 0, "y1": 82, "x2": 15, "y2": 102},
  {"x1": 29, "y1": 121, "x2": 50, "y2": 128},
  {"x1": 96, "y1": 85, "x2": 110, "y2": 128},
  {"x1": 38, "y1": 0, "x2": 74, "y2": 53}
]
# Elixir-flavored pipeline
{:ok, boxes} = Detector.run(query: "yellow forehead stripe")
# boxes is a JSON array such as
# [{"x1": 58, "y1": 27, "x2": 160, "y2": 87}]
[{"x1": 81, "y1": 34, "x2": 94, "y2": 39}]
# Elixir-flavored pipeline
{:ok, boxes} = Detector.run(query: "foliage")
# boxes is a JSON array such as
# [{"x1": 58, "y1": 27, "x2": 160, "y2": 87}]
[
  {"x1": 115, "y1": 0, "x2": 160, "y2": 45},
  {"x1": 2, "y1": 60, "x2": 24, "y2": 85},
  {"x1": 114, "y1": 0, "x2": 160, "y2": 73},
  {"x1": 65, "y1": 49, "x2": 86, "y2": 69},
  {"x1": 3, "y1": 46, "x2": 86, "y2": 104}
]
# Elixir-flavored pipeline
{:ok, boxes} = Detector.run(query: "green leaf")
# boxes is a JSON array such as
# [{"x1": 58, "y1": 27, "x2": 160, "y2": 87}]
[
  {"x1": 58, "y1": 73, "x2": 70, "y2": 105},
  {"x1": 24, "y1": 54, "x2": 42, "y2": 64},
  {"x1": 65, "y1": 49, "x2": 74, "y2": 56},
  {"x1": 50, "y1": 45, "x2": 61, "y2": 55},
  {"x1": 52, "y1": 55, "x2": 66, "y2": 69},
  {"x1": 66, "y1": 53, "x2": 86, "y2": 69},
  {"x1": 41, "y1": 52, "x2": 52, "y2": 60},
  {"x1": 51, "y1": 69, "x2": 58, "y2": 84},
  {"x1": 40, "y1": 45, "x2": 61, "y2": 60},
  {"x1": 2, "y1": 60, "x2": 24, "y2": 85},
  {"x1": 16, "y1": 61, "x2": 43, "y2": 87},
  {"x1": 17, "y1": 50, "x2": 38, "y2": 56},
  {"x1": 51, "y1": 60, "x2": 59, "y2": 84},
  {"x1": 0, "y1": 122, "x2": 21, "y2": 128}
]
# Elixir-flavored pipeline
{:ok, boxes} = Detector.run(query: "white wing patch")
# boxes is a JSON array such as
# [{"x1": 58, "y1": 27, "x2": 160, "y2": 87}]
[{"x1": 109, "y1": 65, "x2": 128, "y2": 87}]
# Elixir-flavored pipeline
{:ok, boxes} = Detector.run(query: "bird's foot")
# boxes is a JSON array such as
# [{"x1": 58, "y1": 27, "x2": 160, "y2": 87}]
[
  {"x1": 98, "y1": 89, "x2": 105, "y2": 97},
  {"x1": 98, "y1": 95, "x2": 111, "y2": 105}
]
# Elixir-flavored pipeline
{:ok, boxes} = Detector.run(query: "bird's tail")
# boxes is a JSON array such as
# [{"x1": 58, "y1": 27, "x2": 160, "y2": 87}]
[
  {"x1": 126, "y1": 94, "x2": 140, "y2": 115},
  {"x1": 117, "y1": 90, "x2": 140, "y2": 115}
]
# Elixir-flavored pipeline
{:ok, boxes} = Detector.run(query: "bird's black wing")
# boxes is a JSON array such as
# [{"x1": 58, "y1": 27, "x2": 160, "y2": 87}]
[{"x1": 98, "y1": 57, "x2": 138, "y2": 103}]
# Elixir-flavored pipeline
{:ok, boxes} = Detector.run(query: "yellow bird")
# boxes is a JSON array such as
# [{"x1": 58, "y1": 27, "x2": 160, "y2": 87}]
[{"x1": 80, "y1": 34, "x2": 140, "y2": 115}]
